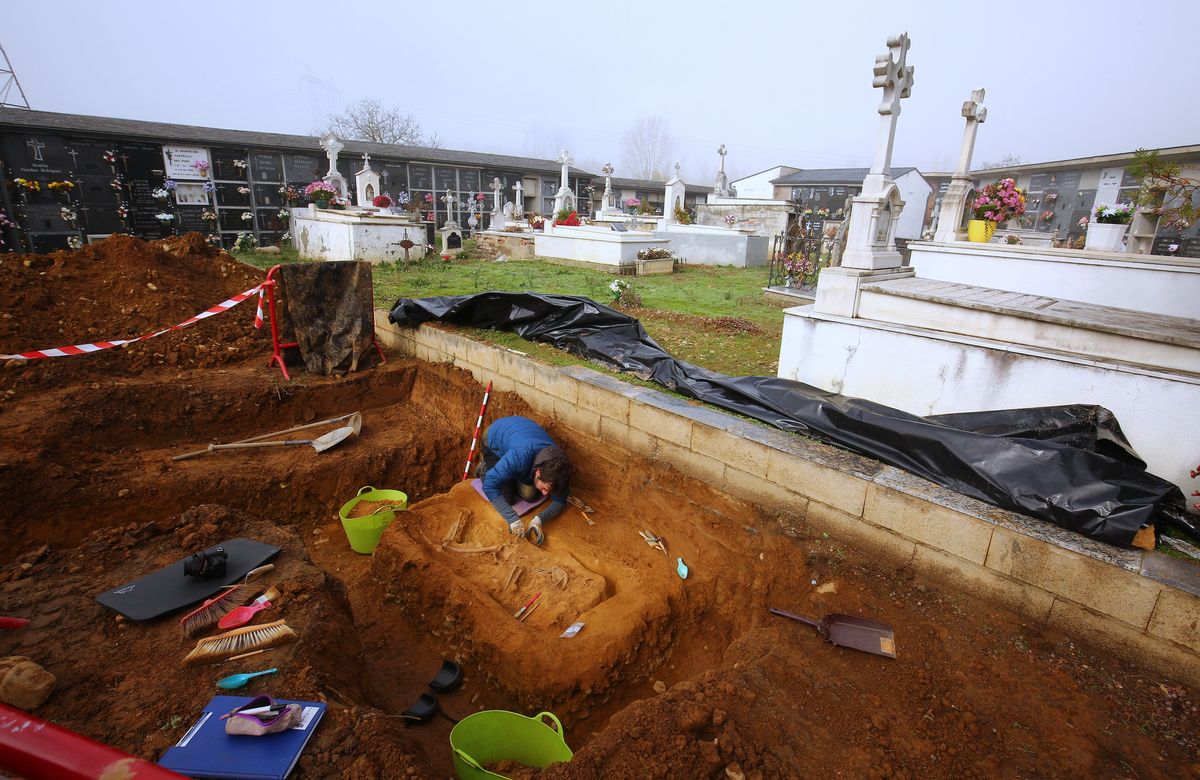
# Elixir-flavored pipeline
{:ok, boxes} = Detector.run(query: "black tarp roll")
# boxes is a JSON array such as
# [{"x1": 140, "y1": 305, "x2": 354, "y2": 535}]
[{"x1": 388, "y1": 292, "x2": 1194, "y2": 548}]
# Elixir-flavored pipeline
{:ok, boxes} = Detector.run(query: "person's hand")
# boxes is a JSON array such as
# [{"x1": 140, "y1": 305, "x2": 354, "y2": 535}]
[
  {"x1": 508, "y1": 519, "x2": 525, "y2": 537},
  {"x1": 527, "y1": 516, "x2": 544, "y2": 546}
]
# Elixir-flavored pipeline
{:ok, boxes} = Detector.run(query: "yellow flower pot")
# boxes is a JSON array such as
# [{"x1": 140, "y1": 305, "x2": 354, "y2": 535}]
[{"x1": 967, "y1": 219, "x2": 996, "y2": 243}]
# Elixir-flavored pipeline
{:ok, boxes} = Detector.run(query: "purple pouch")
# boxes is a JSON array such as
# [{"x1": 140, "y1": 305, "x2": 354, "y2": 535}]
[{"x1": 224, "y1": 694, "x2": 302, "y2": 736}]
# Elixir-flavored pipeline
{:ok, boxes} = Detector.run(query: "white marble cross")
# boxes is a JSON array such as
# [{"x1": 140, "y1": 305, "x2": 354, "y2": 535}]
[
  {"x1": 865, "y1": 32, "x2": 915, "y2": 187},
  {"x1": 674, "y1": 162, "x2": 681, "y2": 180},
  {"x1": 717, "y1": 145, "x2": 727, "y2": 173},
  {"x1": 320, "y1": 134, "x2": 344, "y2": 177},
  {"x1": 361, "y1": 152, "x2": 372, "y2": 169},
  {"x1": 557, "y1": 150, "x2": 571, "y2": 190},
  {"x1": 955, "y1": 88, "x2": 987, "y2": 176},
  {"x1": 491, "y1": 177, "x2": 503, "y2": 212}
]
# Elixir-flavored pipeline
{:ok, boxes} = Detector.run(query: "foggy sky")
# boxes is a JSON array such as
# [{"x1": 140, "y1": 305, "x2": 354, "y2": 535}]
[{"x1": 6, "y1": 0, "x2": 1197, "y2": 182}]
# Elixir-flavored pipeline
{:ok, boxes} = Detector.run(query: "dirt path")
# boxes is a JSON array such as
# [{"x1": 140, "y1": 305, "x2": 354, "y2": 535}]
[{"x1": 0, "y1": 236, "x2": 1195, "y2": 779}]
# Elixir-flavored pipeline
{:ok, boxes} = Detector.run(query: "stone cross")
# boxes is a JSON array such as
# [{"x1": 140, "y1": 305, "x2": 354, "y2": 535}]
[
  {"x1": 320, "y1": 134, "x2": 344, "y2": 177},
  {"x1": 361, "y1": 152, "x2": 372, "y2": 169},
  {"x1": 954, "y1": 88, "x2": 987, "y2": 176},
  {"x1": 511, "y1": 180, "x2": 524, "y2": 218},
  {"x1": 864, "y1": 32, "x2": 915, "y2": 191},
  {"x1": 557, "y1": 150, "x2": 571, "y2": 191},
  {"x1": 490, "y1": 177, "x2": 503, "y2": 214},
  {"x1": 674, "y1": 162, "x2": 681, "y2": 180},
  {"x1": 934, "y1": 87, "x2": 988, "y2": 243},
  {"x1": 718, "y1": 144, "x2": 727, "y2": 173},
  {"x1": 601, "y1": 163, "x2": 614, "y2": 207}
]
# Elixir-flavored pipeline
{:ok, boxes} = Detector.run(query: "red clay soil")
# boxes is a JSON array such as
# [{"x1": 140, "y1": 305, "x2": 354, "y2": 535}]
[{"x1": 0, "y1": 235, "x2": 1196, "y2": 779}]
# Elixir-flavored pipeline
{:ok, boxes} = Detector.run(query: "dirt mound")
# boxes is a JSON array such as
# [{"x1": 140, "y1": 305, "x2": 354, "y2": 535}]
[
  {"x1": 632, "y1": 309, "x2": 766, "y2": 336},
  {"x1": 0, "y1": 233, "x2": 269, "y2": 391}
]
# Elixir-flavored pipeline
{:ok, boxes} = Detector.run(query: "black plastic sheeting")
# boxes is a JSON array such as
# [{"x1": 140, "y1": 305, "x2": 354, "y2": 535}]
[{"x1": 388, "y1": 292, "x2": 1195, "y2": 548}]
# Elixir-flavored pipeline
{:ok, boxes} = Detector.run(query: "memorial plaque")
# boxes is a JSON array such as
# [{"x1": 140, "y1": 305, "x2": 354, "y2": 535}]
[
  {"x1": 257, "y1": 208, "x2": 286, "y2": 232},
  {"x1": 2, "y1": 133, "x2": 72, "y2": 177},
  {"x1": 21, "y1": 204, "x2": 69, "y2": 232},
  {"x1": 176, "y1": 207, "x2": 210, "y2": 234},
  {"x1": 128, "y1": 179, "x2": 166, "y2": 233},
  {"x1": 1121, "y1": 168, "x2": 1142, "y2": 188},
  {"x1": 435, "y1": 167, "x2": 457, "y2": 191},
  {"x1": 219, "y1": 208, "x2": 254, "y2": 232},
  {"x1": 258, "y1": 232, "x2": 280, "y2": 247},
  {"x1": 163, "y1": 145, "x2": 210, "y2": 180},
  {"x1": 122, "y1": 143, "x2": 166, "y2": 179},
  {"x1": 215, "y1": 182, "x2": 251, "y2": 208},
  {"x1": 283, "y1": 153, "x2": 322, "y2": 184},
  {"x1": 75, "y1": 174, "x2": 118, "y2": 206},
  {"x1": 174, "y1": 182, "x2": 210, "y2": 207},
  {"x1": 253, "y1": 184, "x2": 281, "y2": 206},
  {"x1": 459, "y1": 169, "x2": 480, "y2": 192},
  {"x1": 1067, "y1": 209, "x2": 1089, "y2": 235},
  {"x1": 67, "y1": 139, "x2": 118, "y2": 177},
  {"x1": 82, "y1": 206, "x2": 123, "y2": 235},
  {"x1": 409, "y1": 165, "x2": 433, "y2": 190},
  {"x1": 211, "y1": 148, "x2": 249, "y2": 181},
  {"x1": 29, "y1": 233, "x2": 75, "y2": 253},
  {"x1": 377, "y1": 161, "x2": 407, "y2": 192},
  {"x1": 249, "y1": 152, "x2": 284, "y2": 182},
  {"x1": 1075, "y1": 189, "x2": 1096, "y2": 209}
]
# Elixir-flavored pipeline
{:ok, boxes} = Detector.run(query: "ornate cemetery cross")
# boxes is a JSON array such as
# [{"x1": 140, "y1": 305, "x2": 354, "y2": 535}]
[{"x1": 864, "y1": 32, "x2": 915, "y2": 193}]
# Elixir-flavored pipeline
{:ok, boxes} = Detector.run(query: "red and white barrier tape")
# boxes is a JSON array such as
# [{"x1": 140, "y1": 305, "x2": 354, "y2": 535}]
[{"x1": 1, "y1": 285, "x2": 266, "y2": 361}]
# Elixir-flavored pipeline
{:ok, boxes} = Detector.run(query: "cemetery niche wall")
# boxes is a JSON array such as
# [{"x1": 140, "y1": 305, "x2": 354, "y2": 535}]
[{"x1": 0, "y1": 108, "x2": 596, "y2": 254}]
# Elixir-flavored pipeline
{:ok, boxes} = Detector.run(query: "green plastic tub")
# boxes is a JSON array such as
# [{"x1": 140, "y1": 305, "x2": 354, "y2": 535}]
[
  {"x1": 338, "y1": 486, "x2": 407, "y2": 554},
  {"x1": 450, "y1": 710, "x2": 572, "y2": 779}
]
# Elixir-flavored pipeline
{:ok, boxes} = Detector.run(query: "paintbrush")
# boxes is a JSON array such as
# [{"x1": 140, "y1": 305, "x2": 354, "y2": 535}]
[
  {"x1": 513, "y1": 592, "x2": 541, "y2": 620},
  {"x1": 518, "y1": 600, "x2": 540, "y2": 622},
  {"x1": 181, "y1": 620, "x2": 297, "y2": 666},
  {"x1": 178, "y1": 565, "x2": 274, "y2": 638}
]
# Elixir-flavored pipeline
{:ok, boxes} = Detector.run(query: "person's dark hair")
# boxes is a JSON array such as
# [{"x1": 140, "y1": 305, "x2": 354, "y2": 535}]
[{"x1": 534, "y1": 446, "x2": 571, "y2": 490}]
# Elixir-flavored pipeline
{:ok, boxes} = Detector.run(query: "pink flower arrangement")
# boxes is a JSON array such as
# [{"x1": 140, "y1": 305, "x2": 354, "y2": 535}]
[
  {"x1": 372, "y1": 194, "x2": 393, "y2": 208},
  {"x1": 971, "y1": 178, "x2": 1026, "y2": 223},
  {"x1": 475, "y1": 193, "x2": 485, "y2": 201},
  {"x1": 304, "y1": 181, "x2": 339, "y2": 205},
  {"x1": 623, "y1": 197, "x2": 640, "y2": 208},
  {"x1": 192, "y1": 159, "x2": 209, "y2": 174},
  {"x1": 424, "y1": 193, "x2": 434, "y2": 203}
]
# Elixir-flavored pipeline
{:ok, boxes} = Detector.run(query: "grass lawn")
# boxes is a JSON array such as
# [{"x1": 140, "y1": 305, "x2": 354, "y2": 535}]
[{"x1": 237, "y1": 243, "x2": 790, "y2": 378}]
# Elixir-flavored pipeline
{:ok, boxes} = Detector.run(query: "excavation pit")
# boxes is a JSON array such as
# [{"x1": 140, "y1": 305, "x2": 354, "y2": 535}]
[{"x1": 0, "y1": 236, "x2": 1196, "y2": 778}]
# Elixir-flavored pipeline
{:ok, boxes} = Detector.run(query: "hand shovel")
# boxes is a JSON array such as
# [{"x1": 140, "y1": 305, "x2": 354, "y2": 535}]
[{"x1": 769, "y1": 607, "x2": 896, "y2": 659}]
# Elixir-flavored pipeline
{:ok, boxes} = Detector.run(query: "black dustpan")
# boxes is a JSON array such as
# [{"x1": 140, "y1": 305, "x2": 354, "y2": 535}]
[{"x1": 429, "y1": 659, "x2": 463, "y2": 693}]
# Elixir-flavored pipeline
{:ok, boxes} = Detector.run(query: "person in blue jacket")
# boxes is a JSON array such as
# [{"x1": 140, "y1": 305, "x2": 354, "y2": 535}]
[{"x1": 476, "y1": 415, "x2": 571, "y2": 545}]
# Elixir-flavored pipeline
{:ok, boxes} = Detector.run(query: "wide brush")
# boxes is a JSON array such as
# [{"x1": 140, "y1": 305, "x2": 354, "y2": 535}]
[
  {"x1": 181, "y1": 619, "x2": 298, "y2": 666},
  {"x1": 178, "y1": 564, "x2": 274, "y2": 638}
]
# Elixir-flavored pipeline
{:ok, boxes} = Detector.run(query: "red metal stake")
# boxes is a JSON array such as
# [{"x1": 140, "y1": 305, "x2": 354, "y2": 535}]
[{"x1": 462, "y1": 380, "x2": 493, "y2": 481}]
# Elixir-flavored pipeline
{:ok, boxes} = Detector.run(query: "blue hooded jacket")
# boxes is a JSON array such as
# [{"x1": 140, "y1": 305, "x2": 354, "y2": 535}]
[{"x1": 481, "y1": 416, "x2": 568, "y2": 526}]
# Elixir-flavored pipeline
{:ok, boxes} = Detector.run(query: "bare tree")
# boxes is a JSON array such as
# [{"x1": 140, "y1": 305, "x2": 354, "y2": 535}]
[
  {"x1": 620, "y1": 116, "x2": 676, "y2": 180},
  {"x1": 322, "y1": 98, "x2": 441, "y2": 147},
  {"x1": 979, "y1": 153, "x2": 1023, "y2": 170}
]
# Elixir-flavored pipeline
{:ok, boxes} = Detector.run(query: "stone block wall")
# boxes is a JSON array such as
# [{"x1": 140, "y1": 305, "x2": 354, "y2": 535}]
[{"x1": 374, "y1": 313, "x2": 1200, "y2": 686}]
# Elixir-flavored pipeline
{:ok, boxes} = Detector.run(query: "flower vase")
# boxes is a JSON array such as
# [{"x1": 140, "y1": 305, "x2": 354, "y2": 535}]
[
  {"x1": 967, "y1": 219, "x2": 996, "y2": 243},
  {"x1": 1084, "y1": 222, "x2": 1128, "y2": 252}
]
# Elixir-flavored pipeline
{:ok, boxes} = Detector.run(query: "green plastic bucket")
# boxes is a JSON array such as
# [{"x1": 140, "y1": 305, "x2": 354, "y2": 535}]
[
  {"x1": 450, "y1": 710, "x2": 572, "y2": 779},
  {"x1": 338, "y1": 486, "x2": 407, "y2": 554}
]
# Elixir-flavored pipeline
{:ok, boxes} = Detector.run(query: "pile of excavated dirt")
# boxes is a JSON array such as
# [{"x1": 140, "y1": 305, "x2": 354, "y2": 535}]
[{"x1": 0, "y1": 236, "x2": 1196, "y2": 779}]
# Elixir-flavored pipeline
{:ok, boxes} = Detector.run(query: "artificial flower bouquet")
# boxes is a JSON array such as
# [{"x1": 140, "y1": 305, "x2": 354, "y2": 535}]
[
  {"x1": 304, "y1": 181, "x2": 339, "y2": 207},
  {"x1": 971, "y1": 178, "x2": 1026, "y2": 223}
]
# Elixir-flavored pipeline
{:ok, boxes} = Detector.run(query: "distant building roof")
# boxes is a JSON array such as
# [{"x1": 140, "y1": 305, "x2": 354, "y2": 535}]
[
  {"x1": 967, "y1": 144, "x2": 1200, "y2": 177},
  {"x1": 770, "y1": 167, "x2": 918, "y2": 185},
  {"x1": 0, "y1": 107, "x2": 595, "y2": 177},
  {"x1": 608, "y1": 176, "x2": 713, "y2": 195}
]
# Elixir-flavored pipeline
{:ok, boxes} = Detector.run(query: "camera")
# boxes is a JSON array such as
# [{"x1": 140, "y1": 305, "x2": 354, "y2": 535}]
[{"x1": 183, "y1": 547, "x2": 228, "y2": 579}]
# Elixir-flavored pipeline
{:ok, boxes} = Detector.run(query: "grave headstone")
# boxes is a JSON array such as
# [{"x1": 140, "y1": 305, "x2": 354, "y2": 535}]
[
  {"x1": 210, "y1": 148, "x2": 249, "y2": 181},
  {"x1": 409, "y1": 165, "x2": 433, "y2": 190},
  {"x1": 934, "y1": 87, "x2": 986, "y2": 242},
  {"x1": 162, "y1": 145, "x2": 209, "y2": 180},
  {"x1": 3, "y1": 134, "x2": 71, "y2": 178},
  {"x1": 283, "y1": 153, "x2": 322, "y2": 185}
]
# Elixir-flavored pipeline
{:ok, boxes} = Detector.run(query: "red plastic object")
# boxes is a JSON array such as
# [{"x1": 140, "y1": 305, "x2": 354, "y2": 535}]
[
  {"x1": 261, "y1": 264, "x2": 386, "y2": 380},
  {"x1": 0, "y1": 703, "x2": 185, "y2": 779},
  {"x1": 0, "y1": 617, "x2": 29, "y2": 630}
]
